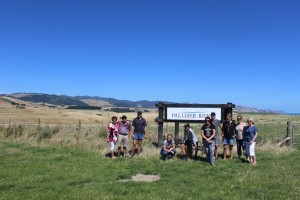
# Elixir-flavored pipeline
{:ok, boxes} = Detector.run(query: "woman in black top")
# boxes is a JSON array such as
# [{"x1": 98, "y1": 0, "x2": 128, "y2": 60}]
[
  {"x1": 222, "y1": 113, "x2": 236, "y2": 160},
  {"x1": 201, "y1": 116, "x2": 216, "y2": 166}
]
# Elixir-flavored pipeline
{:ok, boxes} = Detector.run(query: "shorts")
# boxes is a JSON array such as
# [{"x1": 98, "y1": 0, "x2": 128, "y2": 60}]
[
  {"x1": 110, "y1": 141, "x2": 115, "y2": 151},
  {"x1": 117, "y1": 134, "x2": 128, "y2": 146},
  {"x1": 223, "y1": 137, "x2": 234, "y2": 145},
  {"x1": 134, "y1": 133, "x2": 145, "y2": 140}
]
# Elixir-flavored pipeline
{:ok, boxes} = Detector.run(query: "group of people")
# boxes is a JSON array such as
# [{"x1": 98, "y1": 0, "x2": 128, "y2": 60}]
[
  {"x1": 106, "y1": 110, "x2": 258, "y2": 166},
  {"x1": 160, "y1": 112, "x2": 258, "y2": 166},
  {"x1": 106, "y1": 110, "x2": 147, "y2": 159}
]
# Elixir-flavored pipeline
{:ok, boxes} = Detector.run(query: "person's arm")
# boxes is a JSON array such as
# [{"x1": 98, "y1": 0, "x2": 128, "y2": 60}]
[
  {"x1": 143, "y1": 119, "x2": 147, "y2": 138},
  {"x1": 128, "y1": 122, "x2": 132, "y2": 133},
  {"x1": 169, "y1": 142, "x2": 175, "y2": 151},
  {"x1": 221, "y1": 123, "x2": 224, "y2": 137},
  {"x1": 131, "y1": 120, "x2": 135, "y2": 139},
  {"x1": 250, "y1": 130, "x2": 258, "y2": 144},
  {"x1": 131, "y1": 127, "x2": 134, "y2": 139},
  {"x1": 144, "y1": 126, "x2": 147, "y2": 139},
  {"x1": 162, "y1": 144, "x2": 168, "y2": 151},
  {"x1": 233, "y1": 123, "x2": 237, "y2": 138},
  {"x1": 201, "y1": 129, "x2": 206, "y2": 140}
]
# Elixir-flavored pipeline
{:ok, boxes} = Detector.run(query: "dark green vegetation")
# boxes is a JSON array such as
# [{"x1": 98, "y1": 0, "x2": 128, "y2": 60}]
[
  {"x1": 66, "y1": 106, "x2": 102, "y2": 110},
  {"x1": 1, "y1": 141, "x2": 299, "y2": 199},
  {"x1": 8, "y1": 93, "x2": 89, "y2": 107}
]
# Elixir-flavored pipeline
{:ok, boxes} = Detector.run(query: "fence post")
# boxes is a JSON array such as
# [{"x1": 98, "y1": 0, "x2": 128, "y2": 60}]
[
  {"x1": 13, "y1": 122, "x2": 16, "y2": 138},
  {"x1": 38, "y1": 119, "x2": 41, "y2": 128},
  {"x1": 287, "y1": 122, "x2": 292, "y2": 147},
  {"x1": 175, "y1": 122, "x2": 179, "y2": 145},
  {"x1": 157, "y1": 103, "x2": 164, "y2": 147},
  {"x1": 78, "y1": 120, "x2": 81, "y2": 132}
]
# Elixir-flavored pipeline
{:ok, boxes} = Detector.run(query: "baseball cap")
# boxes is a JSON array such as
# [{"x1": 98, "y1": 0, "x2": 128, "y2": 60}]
[
  {"x1": 211, "y1": 112, "x2": 216, "y2": 116},
  {"x1": 183, "y1": 123, "x2": 190, "y2": 128},
  {"x1": 137, "y1": 110, "x2": 142, "y2": 115}
]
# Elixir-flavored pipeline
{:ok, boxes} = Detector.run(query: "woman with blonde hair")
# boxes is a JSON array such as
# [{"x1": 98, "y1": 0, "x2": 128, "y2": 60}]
[{"x1": 244, "y1": 117, "x2": 258, "y2": 165}]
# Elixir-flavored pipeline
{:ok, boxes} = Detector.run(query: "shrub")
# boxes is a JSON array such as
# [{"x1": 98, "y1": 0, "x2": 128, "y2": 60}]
[
  {"x1": 3, "y1": 125, "x2": 25, "y2": 138},
  {"x1": 35, "y1": 127, "x2": 60, "y2": 142}
]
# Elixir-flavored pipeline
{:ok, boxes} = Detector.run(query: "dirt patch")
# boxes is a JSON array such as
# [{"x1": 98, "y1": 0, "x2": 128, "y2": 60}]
[{"x1": 119, "y1": 174, "x2": 160, "y2": 182}]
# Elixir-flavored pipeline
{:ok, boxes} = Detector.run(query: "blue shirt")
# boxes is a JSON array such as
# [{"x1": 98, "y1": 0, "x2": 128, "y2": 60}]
[{"x1": 245, "y1": 125, "x2": 258, "y2": 142}]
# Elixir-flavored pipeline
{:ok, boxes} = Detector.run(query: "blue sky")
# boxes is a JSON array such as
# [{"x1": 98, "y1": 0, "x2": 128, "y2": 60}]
[{"x1": 0, "y1": 0, "x2": 299, "y2": 113}]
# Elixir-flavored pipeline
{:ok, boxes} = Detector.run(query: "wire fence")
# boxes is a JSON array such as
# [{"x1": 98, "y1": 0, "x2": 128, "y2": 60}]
[
  {"x1": 292, "y1": 123, "x2": 300, "y2": 149},
  {"x1": 0, "y1": 119, "x2": 295, "y2": 146}
]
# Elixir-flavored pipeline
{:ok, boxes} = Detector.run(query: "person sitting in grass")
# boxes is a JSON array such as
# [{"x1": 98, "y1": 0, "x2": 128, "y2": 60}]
[{"x1": 160, "y1": 134, "x2": 176, "y2": 160}]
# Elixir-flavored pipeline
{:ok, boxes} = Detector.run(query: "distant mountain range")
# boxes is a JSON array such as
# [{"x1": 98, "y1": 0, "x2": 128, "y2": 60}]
[{"x1": 1, "y1": 93, "x2": 285, "y2": 114}]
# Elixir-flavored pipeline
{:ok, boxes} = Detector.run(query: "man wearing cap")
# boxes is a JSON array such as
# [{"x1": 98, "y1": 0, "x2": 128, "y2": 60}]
[
  {"x1": 117, "y1": 115, "x2": 131, "y2": 157},
  {"x1": 131, "y1": 111, "x2": 147, "y2": 157},
  {"x1": 211, "y1": 112, "x2": 222, "y2": 159},
  {"x1": 180, "y1": 123, "x2": 198, "y2": 161}
]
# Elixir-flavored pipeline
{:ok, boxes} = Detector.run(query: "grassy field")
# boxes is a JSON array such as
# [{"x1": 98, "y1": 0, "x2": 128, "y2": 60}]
[
  {"x1": 0, "y1": 140, "x2": 299, "y2": 199},
  {"x1": 1, "y1": 106, "x2": 300, "y2": 199}
]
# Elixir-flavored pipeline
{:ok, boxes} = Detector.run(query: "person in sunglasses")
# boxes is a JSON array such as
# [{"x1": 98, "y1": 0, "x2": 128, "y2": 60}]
[{"x1": 201, "y1": 116, "x2": 216, "y2": 166}]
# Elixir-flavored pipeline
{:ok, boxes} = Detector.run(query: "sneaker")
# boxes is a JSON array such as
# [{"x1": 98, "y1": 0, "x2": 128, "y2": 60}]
[{"x1": 123, "y1": 154, "x2": 126, "y2": 157}]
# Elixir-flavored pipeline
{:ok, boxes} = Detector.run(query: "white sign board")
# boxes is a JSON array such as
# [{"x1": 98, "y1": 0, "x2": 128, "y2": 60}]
[{"x1": 166, "y1": 107, "x2": 222, "y2": 121}]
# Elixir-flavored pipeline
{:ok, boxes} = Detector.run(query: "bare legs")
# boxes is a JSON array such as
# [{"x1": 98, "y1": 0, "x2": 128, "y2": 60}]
[
  {"x1": 223, "y1": 144, "x2": 234, "y2": 159},
  {"x1": 131, "y1": 140, "x2": 143, "y2": 156}
]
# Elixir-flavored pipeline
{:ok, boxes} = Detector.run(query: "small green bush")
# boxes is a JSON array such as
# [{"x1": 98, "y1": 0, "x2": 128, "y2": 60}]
[
  {"x1": 36, "y1": 127, "x2": 60, "y2": 142},
  {"x1": 3, "y1": 125, "x2": 25, "y2": 138}
]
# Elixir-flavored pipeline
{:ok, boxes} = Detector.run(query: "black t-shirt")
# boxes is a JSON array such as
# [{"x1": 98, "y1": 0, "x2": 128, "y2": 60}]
[
  {"x1": 222, "y1": 120, "x2": 236, "y2": 138},
  {"x1": 201, "y1": 124, "x2": 216, "y2": 140}
]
